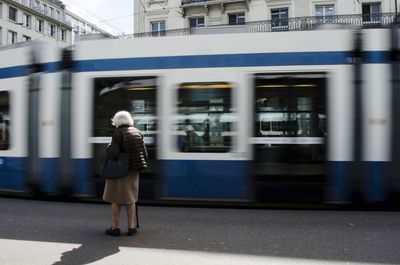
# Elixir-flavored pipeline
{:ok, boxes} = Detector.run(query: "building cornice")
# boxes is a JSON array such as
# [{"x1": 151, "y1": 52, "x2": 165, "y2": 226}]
[
  {"x1": 311, "y1": 0, "x2": 337, "y2": 4},
  {"x1": 181, "y1": 0, "x2": 249, "y2": 17},
  {"x1": 265, "y1": 0, "x2": 292, "y2": 7},
  {"x1": 147, "y1": 0, "x2": 167, "y2": 8},
  {"x1": 181, "y1": 0, "x2": 249, "y2": 10},
  {"x1": 44, "y1": 0, "x2": 65, "y2": 9},
  {"x1": 146, "y1": 9, "x2": 170, "y2": 15}
]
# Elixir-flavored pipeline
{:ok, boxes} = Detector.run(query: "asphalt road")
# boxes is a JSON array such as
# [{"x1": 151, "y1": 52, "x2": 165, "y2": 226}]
[{"x1": 0, "y1": 198, "x2": 399, "y2": 265}]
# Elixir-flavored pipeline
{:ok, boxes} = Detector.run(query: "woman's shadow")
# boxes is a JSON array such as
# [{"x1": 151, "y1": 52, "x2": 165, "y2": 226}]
[{"x1": 53, "y1": 232, "x2": 124, "y2": 265}]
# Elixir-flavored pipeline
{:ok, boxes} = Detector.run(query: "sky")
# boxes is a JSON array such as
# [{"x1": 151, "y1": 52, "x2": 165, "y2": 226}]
[{"x1": 61, "y1": 0, "x2": 134, "y2": 35}]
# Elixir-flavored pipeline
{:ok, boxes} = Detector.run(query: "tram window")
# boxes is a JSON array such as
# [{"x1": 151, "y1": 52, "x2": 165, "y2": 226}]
[
  {"x1": 175, "y1": 82, "x2": 234, "y2": 153},
  {"x1": 255, "y1": 75, "x2": 326, "y2": 137},
  {"x1": 0, "y1": 91, "x2": 10, "y2": 150},
  {"x1": 93, "y1": 77, "x2": 157, "y2": 145}
]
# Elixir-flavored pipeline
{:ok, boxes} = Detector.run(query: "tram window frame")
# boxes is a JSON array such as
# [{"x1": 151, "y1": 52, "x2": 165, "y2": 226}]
[
  {"x1": 175, "y1": 82, "x2": 235, "y2": 153},
  {"x1": 92, "y1": 76, "x2": 157, "y2": 146},
  {"x1": 0, "y1": 91, "x2": 10, "y2": 150},
  {"x1": 254, "y1": 73, "x2": 327, "y2": 138}
]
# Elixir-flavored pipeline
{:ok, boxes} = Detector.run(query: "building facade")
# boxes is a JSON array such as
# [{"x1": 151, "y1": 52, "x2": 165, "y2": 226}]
[
  {"x1": 134, "y1": 0, "x2": 399, "y2": 35},
  {"x1": 0, "y1": 0, "x2": 72, "y2": 47},
  {"x1": 64, "y1": 3, "x2": 117, "y2": 43}
]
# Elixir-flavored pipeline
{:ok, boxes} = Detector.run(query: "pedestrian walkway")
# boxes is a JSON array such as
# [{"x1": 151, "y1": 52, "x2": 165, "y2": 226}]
[
  {"x1": 0, "y1": 238, "x2": 387, "y2": 265},
  {"x1": 0, "y1": 198, "x2": 399, "y2": 265}
]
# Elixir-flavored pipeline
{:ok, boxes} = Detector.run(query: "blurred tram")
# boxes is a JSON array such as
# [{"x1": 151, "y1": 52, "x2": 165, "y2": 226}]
[{"x1": 0, "y1": 25, "x2": 400, "y2": 206}]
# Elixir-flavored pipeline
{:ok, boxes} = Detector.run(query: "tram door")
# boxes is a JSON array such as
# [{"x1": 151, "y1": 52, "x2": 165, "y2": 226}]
[
  {"x1": 252, "y1": 73, "x2": 327, "y2": 202},
  {"x1": 92, "y1": 76, "x2": 158, "y2": 199}
]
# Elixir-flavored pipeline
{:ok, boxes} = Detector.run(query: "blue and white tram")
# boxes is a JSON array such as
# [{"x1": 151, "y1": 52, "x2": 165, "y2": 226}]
[
  {"x1": 0, "y1": 43, "x2": 31, "y2": 192},
  {"x1": 0, "y1": 26, "x2": 398, "y2": 205}
]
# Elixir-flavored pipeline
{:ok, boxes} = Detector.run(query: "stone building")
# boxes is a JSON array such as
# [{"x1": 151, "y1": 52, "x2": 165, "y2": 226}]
[
  {"x1": 0, "y1": 0, "x2": 72, "y2": 47},
  {"x1": 0, "y1": 0, "x2": 116, "y2": 47},
  {"x1": 134, "y1": 0, "x2": 399, "y2": 35}
]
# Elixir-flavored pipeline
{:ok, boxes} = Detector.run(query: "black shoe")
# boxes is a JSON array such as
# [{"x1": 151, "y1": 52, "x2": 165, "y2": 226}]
[
  {"x1": 127, "y1": 228, "x2": 137, "y2": 236},
  {"x1": 105, "y1": 227, "x2": 121, "y2": 237}
]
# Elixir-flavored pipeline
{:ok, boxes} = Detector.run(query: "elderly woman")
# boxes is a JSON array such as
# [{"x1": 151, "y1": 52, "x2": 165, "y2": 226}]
[{"x1": 103, "y1": 111, "x2": 148, "y2": 237}]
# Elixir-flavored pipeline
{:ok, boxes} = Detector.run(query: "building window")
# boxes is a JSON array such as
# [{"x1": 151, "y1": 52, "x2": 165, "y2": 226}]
[
  {"x1": 60, "y1": 29, "x2": 66, "y2": 41},
  {"x1": 362, "y1": 3, "x2": 381, "y2": 24},
  {"x1": 23, "y1": 13, "x2": 31, "y2": 28},
  {"x1": 49, "y1": 24, "x2": 56, "y2": 37},
  {"x1": 8, "y1": 30, "x2": 17, "y2": 44},
  {"x1": 0, "y1": 91, "x2": 10, "y2": 150},
  {"x1": 228, "y1": 13, "x2": 245, "y2": 25},
  {"x1": 315, "y1": 5, "x2": 334, "y2": 23},
  {"x1": 271, "y1": 8, "x2": 289, "y2": 31},
  {"x1": 0, "y1": 2, "x2": 3, "y2": 19},
  {"x1": 43, "y1": 4, "x2": 47, "y2": 14},
  {"x1": 151, "y1": 21, "x2": 165, "y2": 37},
  {"x1": 56, "y1": 10, "x2": 60, "y2": 20},
  {"x1": 175, "y1": 82, "x2": 234, "y2": 153},
  {"x1": 36, "y1": 19, "x2": 44, "y2": 32},
  {"x1": 22, "y1": 35, "x2": 31, "y2": 42},
  {"x1": 189, "y1": 17, "x2": 204, "y2": 28},
  {"x1": 49, "y1": 7, "x2": 54, "y2": 17},
  {"x1": 8, "y1": 6, "x2": 17, "y2": 22}
]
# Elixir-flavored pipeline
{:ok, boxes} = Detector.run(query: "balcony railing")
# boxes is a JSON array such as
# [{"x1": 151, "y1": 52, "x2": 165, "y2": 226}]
[
  {"x1": 247, "y1": 13, "x2": 397, "y2": 32},
  {"x1": 121, "y1": 13, "x2": 399, "y2": 39},
  {"x1": 120, "y1": 28, "x2": 191, "y2": 39}
]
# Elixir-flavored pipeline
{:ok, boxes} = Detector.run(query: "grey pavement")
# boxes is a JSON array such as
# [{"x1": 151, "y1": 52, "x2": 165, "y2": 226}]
[{"x1": 0, "y1": 197, "x2": 399, "y2": 265}]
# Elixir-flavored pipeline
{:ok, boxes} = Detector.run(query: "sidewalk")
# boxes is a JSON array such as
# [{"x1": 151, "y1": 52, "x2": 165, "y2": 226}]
[
  {"x1": 0, "y1": 238, "x2": 386, "y2": 265},
  {"x1": 0, "y1": 198, "x2": 399, "y2": 265}
]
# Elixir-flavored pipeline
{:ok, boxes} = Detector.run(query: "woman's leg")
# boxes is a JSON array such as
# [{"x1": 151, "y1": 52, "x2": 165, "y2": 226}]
[
  {"x1": 126, "y1": 203, "x2": 135, "y2": 229},
  {"x1": 111, "y1": 203, "x2": 121, "y2": 228}
]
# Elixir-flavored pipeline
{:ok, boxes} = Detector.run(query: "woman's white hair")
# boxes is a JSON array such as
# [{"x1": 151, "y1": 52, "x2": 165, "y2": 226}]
[{"x1": 111, "y1": 111, "x2": 134, "y2": 128}]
